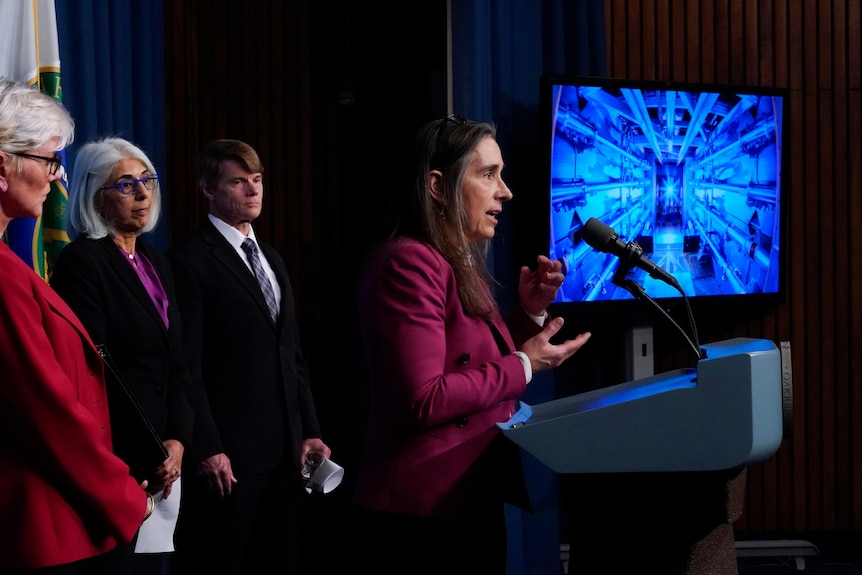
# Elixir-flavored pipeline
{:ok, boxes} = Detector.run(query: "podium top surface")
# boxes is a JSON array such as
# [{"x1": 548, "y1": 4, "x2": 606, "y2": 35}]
[{"x1": 498, "y1": 338, "x2": 784, "y2": 473}]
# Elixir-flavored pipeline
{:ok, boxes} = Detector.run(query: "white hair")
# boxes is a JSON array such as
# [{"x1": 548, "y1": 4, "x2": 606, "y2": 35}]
[
  {"x1": 0, "y1": 77, "x2": 74, "y2": 173},
  {"x1": 66, "y1": 137, "x2": 162, "y2": 240}
]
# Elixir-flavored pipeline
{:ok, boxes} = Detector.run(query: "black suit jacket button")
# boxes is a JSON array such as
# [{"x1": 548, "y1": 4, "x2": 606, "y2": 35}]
[
  {"x1": 456, "y1": 416, "x2": 468, "y2": 428},
  {"x1": 457, "y1": 353, "x2": 470, "y2": 365}
]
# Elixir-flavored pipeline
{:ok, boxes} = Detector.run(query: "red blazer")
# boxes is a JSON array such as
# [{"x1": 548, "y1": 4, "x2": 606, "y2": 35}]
[
  {"x1": 0, "y1": 242, "x2": 147, "y2": 570},
  {"x1": 354, "y1": 238, "x2": 541, "y2": 518}
]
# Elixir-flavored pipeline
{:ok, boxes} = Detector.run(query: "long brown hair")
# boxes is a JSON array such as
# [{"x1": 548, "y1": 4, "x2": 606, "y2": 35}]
[{"x1": 393, "y1": 115, "x2": 499, "y2": 319}]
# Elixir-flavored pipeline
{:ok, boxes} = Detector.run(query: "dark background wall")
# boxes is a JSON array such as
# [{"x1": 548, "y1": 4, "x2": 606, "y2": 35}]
[
  {"x1": 159, "y1": 0, "x2": 862, "y2": 559},
  {"x1": 162, "y1": 3, "x2": 448, "y2": 566}
]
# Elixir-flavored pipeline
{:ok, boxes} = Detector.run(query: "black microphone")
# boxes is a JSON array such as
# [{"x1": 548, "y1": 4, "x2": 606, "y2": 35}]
[{"x1": 581, "y1": 217, "x2": 680, "y2": 290}]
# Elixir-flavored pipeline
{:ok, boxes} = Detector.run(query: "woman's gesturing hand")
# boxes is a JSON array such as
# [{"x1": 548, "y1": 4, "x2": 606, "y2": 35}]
[
  {"x1": 519, "y1": 316, "x2": 591, "y2": 374},
  {"x1": 518, "y1": 255, "x2": 566, "y2": 317}
]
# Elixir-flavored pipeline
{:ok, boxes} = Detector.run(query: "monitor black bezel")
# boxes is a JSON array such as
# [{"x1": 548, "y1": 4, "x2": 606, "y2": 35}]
[{"x1": 537, "y1": 74, "x2": 790, "y2": 316}]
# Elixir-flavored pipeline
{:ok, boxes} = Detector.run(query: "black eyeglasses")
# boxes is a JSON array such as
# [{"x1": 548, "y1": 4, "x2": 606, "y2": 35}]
[
  {"x1": 8, "y1": 152, "x2": 63, "y2": 175},
  {"x1": 432, "y1": 114, "x2": 469, "y2": 168},
  {"x1": 435, "y1": 113, "x2": 468, "y2": 144},
  {"x1": 102, "y1": 174, "x2": 160, "y2": 196},
  {"x1": 441, "y1": 113, "x2": 467, "y2": 126}
]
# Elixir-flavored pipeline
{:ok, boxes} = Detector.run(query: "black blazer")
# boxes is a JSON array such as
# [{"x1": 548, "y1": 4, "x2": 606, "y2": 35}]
[
  {"x1": 50, "y1": 236, "x2": 194, "y2": 452},
  {"x1": 167, "y1": 219, "x2": 322, "y2": 475}
]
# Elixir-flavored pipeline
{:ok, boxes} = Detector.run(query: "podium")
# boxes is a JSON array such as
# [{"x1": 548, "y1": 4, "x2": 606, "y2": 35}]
[{"x1": 498, "y1": 338, "x2": 787, "y2": 574}]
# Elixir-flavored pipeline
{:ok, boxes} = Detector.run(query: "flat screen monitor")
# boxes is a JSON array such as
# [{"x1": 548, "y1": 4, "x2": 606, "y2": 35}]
[{"x1": 541, "y1": 75, "x2": 788, "y2": 311}]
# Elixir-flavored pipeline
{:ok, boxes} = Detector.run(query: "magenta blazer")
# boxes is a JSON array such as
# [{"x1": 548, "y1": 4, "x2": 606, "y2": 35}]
[
  {"x1": 354, "y1": 238, "x2": 541, "y2": 518},
  {"x1": 0, "y1": 242, "x2": 147, "y2": 570}
]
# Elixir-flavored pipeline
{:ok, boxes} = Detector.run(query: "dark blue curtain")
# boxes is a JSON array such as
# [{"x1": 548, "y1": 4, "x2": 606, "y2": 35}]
[
  {"x1": 451, "y1": 2, "x2": 606, "y2": 573},
  {"x1": 55, "y1": 0, "x2": 167, "y2": 248},
  {"x1": 451, "y1": 0, "x2": 606, "y2": 287}
]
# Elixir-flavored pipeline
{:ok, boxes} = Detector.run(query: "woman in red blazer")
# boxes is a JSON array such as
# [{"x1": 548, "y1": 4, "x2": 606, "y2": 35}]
[
  {"x1": 353, "y1": 115, "x2": 592, "y2": 575},
  {"x1": 0, "y1": 77, "x2": 151, "y2": 574}
]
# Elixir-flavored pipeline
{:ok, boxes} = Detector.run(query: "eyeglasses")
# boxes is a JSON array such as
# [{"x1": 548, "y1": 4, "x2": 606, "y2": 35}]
[
  {"x1": 101, "y1": 174, "x2": 160, "y2": 196},
  {"x1": 432, "y1": 114, "x2": 469, "y2": 168},
  {"x1": 435, "y1": 113, "x2": 468, "y2": 145},
  {"x1": 8, "y1": 151, "x2": 63, "y2": 175},
  {"x1": 441, "y1": 113, "x2": 467, "y2": 126}
]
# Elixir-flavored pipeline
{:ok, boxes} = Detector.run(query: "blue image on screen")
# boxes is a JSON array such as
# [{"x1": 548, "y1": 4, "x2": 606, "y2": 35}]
[{"x1": 546, "y1": 79, "x2": 785, "y2": 305}]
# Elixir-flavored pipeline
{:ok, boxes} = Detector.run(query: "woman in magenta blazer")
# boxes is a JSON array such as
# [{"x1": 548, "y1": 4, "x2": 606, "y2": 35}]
[
  {"x1": 0, "y1": 77, "x2": 150, "y2": 574},
  {"x1": 353, "y1": 115, "x2": 592, "y2": 575}
]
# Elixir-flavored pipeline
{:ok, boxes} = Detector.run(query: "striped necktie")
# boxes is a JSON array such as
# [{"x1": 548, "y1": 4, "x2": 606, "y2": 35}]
[{"x1": 241, "y1": 238, "x2": 278, "y2": 322}]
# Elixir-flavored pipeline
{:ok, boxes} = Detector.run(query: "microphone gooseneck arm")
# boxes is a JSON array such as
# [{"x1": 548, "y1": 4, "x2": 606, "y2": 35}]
[
  {"x1": 616, "y1": 239, "x2": 682, "y2": 292},
  {"x1": 585, "y1": 217, "x2": 703, "y2": 361},
  {"x1": 582, "y1": 217, "x2": 681, "y2": 290},
  {"x1": 615, "y1": 277, "x2": 704, "y2": 360}
]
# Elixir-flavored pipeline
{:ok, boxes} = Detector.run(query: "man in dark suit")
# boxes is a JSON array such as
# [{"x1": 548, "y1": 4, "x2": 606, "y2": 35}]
[{"x1": 168, "y1": 139, "x2": 330, "y2": 575}]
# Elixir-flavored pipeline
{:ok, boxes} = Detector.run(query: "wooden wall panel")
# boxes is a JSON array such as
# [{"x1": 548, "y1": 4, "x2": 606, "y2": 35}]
[
  {"x1": 606, "y1": 0, "x2": 862, "y2": 535},
  {"x1": 163, "y1": 0, "x2": 317, "y2": 330},
  {"x1": 163, "y1": 1, "x2": 307, "y2": 257}
]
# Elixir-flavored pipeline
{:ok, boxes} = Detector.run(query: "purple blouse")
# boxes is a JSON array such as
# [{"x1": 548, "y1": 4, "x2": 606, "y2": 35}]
[{"x1": 123, "y1": 248, "x2": 170, "y2": 328}]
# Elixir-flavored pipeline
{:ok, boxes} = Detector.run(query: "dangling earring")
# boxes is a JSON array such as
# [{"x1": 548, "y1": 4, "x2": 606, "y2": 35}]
[{"x1": 438, "y1": 203, "x2": 447, "y2": 220}]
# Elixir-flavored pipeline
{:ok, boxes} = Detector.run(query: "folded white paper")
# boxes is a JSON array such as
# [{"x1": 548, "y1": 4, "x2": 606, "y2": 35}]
[{"x1": 135, "y1": 478, "x2": 181, "y2": 553}]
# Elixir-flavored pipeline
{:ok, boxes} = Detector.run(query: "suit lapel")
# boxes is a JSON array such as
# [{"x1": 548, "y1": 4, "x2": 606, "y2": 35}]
[
  {"x1": 98, "y1": 238, "x2": 168, "y2": 336},
  {"x1": 200, "y1": 220, "x2": 279, "y2": 329}
]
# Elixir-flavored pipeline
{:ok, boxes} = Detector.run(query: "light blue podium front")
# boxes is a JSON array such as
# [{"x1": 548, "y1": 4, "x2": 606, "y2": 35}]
[{"x1": 498, "y1": 337, "x2": 785, "y2": 473}]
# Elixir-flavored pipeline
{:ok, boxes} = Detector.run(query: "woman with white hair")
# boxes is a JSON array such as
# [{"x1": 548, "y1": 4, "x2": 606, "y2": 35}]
[
  {"x1": 0, "y1": 78, "x2": 152, "y2": 574},
  {"x1": 51, "y1": 137, "x2": 193, "y2": 575}
]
